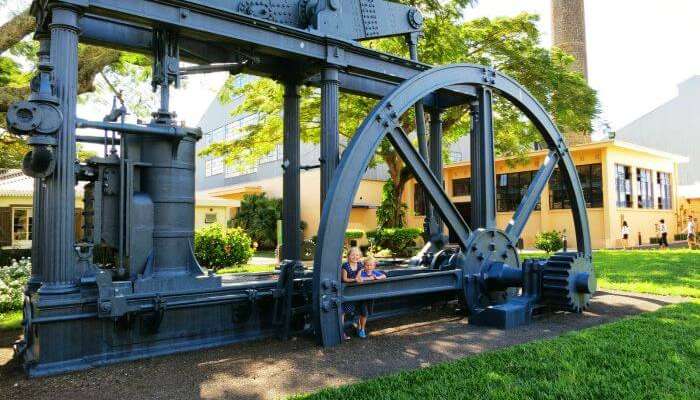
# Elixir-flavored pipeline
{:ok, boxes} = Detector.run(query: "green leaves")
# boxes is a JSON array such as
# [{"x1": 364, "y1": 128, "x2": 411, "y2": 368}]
[
  {"x1": 193, "y1": 224, "x2": 254, "y2": 270},
  {"x1": 230, "y1": 193, "x2": 282, "y2": 250},
  {"x1": 534, "y1": 230, "x2": 564, "y2": 254},
  {"x1": 0, "y1": 257, "x2": 30, "y2": 312}
]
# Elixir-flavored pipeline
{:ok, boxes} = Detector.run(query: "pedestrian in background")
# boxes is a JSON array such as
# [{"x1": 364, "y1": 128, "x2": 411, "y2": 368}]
[
  {"x1": 658, "y1": 219, "x2": 669, "y2": 249},
  {"x1": 621, "y1": 221, "x2": 631, "y2": 249},
  {"x1": 685, "y1": 216, "x2": 696, "y2": 250}
]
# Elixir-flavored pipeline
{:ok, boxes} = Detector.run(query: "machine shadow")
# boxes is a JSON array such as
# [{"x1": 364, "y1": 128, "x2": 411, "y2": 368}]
[{"x1": 0, "y1": 290, "x2": 685, "y2": 400}]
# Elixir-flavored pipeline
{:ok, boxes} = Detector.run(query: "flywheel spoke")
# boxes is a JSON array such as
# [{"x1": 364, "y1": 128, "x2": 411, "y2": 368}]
[
  {"x1": 505, "y1": 150, "x2": 560, "y2": 243},
  {"x1": 470, "y1": 86, "x2": 496, "y2": 229},
  {"x1": 386, "y1": 126, "x2": 472, "y2": 248}
]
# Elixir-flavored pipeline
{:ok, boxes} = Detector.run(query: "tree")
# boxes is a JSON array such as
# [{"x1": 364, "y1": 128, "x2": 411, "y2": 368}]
[
  {"x1": 0, "y1": 4, "x2": 147, "y2": 168},
  {"x1": 199, "y1": 2, "x2": 598, "y2": 228},
  {"x1": 231, "y1": 193, "x2": 282, "y2": 250}
]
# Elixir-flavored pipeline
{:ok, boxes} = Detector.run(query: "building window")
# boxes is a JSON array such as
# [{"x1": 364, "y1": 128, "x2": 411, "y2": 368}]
[
  {"x1": 549, "y1": 167, "x2": 569, "y2": 210},
  {"x1": 225, "y1": 162, "x2": 258, "y2": 178},
  {"x1": 452, "y1": 178, "x2": 470, "y2": 197},
  {"x1": 637, "y1": 168, "x2": 654, "y2": 209},
  {"x1": 204, "y1": 213, "x2": 218, "y2": 224},
  {"x1": 657, "y1": 172, "x2": 672, "y2": 209},
  {"x1": 449, "y1": 151, "x2": 464, "y2": 163},
  {"x1": 497, "y1": 171, "x2": 541, "y2": 212},
  {"x1": 414, "y1": 183, "x2": 426, "y2": 216},
  {"x1": 205, "y1": 157, "x2": 224, "y2": 177},
  {"x1": 12, "y1": 208, "x2": 32, "y2": 242},
  {"x1": 615, "y1": 164, "x2": 632, "y2": 208},
  {"x1": 577, "y1": 164, "x2": 603, "y2": 208},
  {"x1": 549, "y1": 164, "x2": 603, "y2": 209},
  {"x1": 258, "y1": 144, "x2": 283, "y2": 164}
]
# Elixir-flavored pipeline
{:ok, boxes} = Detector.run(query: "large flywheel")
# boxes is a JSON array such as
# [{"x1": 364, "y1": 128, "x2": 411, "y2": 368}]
[{"x1": 313, "y1": 64, "x2": 596, "y2": 346}]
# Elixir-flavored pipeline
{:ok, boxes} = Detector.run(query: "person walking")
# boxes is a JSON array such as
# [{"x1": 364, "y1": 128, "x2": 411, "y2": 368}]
[
  {"x1": 685, "y1": 216, "x2": 696, "y2": 250},
  {"x1": 658, "y1": 219, "x2": 669, "y2": 249},
  {"x1": 621, "y1": 221, "x2": 631, "y2": 250}
]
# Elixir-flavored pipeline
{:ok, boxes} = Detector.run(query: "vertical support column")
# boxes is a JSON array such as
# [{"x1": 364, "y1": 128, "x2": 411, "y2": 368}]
[
  {"x1": 282, "y1": 81, "x2": 301, "y2": 261},
  {"x1": 320, "y1": 67, "x2": 339, "y2": 206},
  {"x1": 28, "y1": 32, "x2": 51, "y2": 292},
  {"x1": 470, "y1": 87, "x2": 497, "y2": 230},
  {"x1": 406, "y1": 33, "x2": 432, "y2": 237},
  {"x1": 429, "y1": 107, "x2": 444, "y2": 234},
  {"x1": 40, "y1": 6, "x2": 80, "y2": 293}
]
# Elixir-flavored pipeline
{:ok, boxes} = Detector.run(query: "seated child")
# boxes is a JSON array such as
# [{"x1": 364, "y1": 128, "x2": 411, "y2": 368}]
[
  {"x1": 340, "y1": 247, "x2": 366, "y2": 340},
  {"x1": 359, "y1": 256, "x2": 386, "y2": 281},
  {"x1": 355, "y1": 256, "x2": 386, "y2": 338}
]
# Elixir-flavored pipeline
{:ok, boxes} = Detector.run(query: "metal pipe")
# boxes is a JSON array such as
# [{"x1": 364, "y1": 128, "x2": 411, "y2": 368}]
[
  {"x1": 320, "y1": 66, "x2": 340, "y2": 207},
  {"x1": 76, "y1": 119, "x2": 198, "y2": 139},
  {"x1": 406, "y1": 33, "x2": 432, "y2": 238},
  {"x1": 180, "y1": 62, "x2": 246, "y2": 75},
  {"x1": 429, "y1": 107, "x2": 444, "y2": 233},
  {"x1": 282, "y1": 81, "x2": 301, "y2": 261},
  {"x1": 76, "y1": 135, "x2": 121, "y2": 145}
]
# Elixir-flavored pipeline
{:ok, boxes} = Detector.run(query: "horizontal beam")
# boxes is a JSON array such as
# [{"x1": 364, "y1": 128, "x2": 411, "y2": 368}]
[
  {"x1": 341, "y1": 270, "x2": 461, "y2": 302},
  {"x1": 71, "y1": 2, "x2": 475, "y2": 103}
]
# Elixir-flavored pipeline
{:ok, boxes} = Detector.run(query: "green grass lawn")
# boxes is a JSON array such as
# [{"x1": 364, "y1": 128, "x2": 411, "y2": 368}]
[
  {"x1": 0, "y1": 311, "x2": 22, "y2": 331},
  {"x1": 524, "y1": 249, "x2": 699, "y2": 298},
  {"x1": 296, "y1": 301, "x2": 700, "y2": 400},
  {"x1": 593, "y1": 250, "x2": 699, "y2": 298},
  {"x1": 216, "y1": 264, "x2": 277, "y2": 274}
]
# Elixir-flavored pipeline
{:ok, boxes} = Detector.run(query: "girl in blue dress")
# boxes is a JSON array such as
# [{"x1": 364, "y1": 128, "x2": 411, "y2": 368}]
[{"x1": 340, "y1": 247, "x2": 367, "y2": 339}]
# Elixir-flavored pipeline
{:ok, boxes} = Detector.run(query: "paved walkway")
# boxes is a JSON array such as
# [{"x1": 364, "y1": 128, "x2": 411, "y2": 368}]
[{"x1": 0, "y1": 291, "x2": 686, "y2": 400}]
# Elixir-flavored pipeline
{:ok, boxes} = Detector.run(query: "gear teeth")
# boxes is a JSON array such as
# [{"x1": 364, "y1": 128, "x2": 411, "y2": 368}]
[{"x1": 541, "y1": 252, "x2": 595, "y2": 313}]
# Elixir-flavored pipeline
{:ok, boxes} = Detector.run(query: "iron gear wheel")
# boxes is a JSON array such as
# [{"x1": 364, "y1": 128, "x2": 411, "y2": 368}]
[{"x1": 542, "y1": 252, "x2": 597, "y2": 312}]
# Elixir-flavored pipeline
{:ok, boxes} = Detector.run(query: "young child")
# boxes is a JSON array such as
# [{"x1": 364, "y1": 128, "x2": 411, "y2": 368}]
[
  {"x1": 355, "y1": 256, "x2": 386, "y2": 338},
  {"x1": 340, "y1": 247, "x2": 366, "y2": 340},
  {"x1": 360, "y1": 256, "x2": 387, "y2": 281}
]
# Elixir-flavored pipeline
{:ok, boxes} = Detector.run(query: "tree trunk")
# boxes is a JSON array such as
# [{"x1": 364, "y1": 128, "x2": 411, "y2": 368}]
[{"x1": 0, "y1": 9, "x2": 34, "y2": 54}]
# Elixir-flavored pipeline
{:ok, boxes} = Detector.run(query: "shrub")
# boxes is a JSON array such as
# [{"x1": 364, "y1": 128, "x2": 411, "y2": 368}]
[
  {"x1": 367, "y1": 228, "x2": 422, "y2": 257},
  {"x1": 345, "y1": 229, "x2": 364, "y2": 248},
  {"x1": 0, "y1": 258, "x2": 31, "y2": 312},
  {"x1": 301, "y1": 239, "x2": 315, "y2": 261},
  {"x1": 535, "y1": 230, "x2": 564, "y2": 254},
  {"x1": 375, "y1": 179, "x2": 407, "y2": 228},
  {"x1": 194, "y1": 224, "x2": 254, "y2": 270},
  {"x1": 0, "y1": 249, "x2": 31, "y2": 266},
  {"x1": 231, "y1": 193, "x2": 282, "y2": 250}
]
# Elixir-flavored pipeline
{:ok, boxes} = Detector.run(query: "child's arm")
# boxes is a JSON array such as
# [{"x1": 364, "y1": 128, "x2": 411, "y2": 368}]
[
  {"x1": 341, "y1": 268, "x2": 354, "y2": 283},
  {"x1": 376, "y1": 271, "x2": 387, "y2": 280}
]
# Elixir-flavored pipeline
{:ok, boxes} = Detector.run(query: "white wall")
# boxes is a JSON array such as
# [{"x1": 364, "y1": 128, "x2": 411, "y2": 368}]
[{"x1": 617, "y1": 76, "x2": 700, "y2": 185}]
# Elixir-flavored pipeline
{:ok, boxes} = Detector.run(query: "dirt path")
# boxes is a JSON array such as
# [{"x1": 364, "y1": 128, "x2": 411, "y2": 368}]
[{"x1": 0, "y1": 291, "x2": 687, "y2": 400}]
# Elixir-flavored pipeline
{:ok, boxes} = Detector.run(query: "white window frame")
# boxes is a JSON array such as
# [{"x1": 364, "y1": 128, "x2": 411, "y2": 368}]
[{"x1": 12, "y1": 207, "x2": 32, "y2": 247}]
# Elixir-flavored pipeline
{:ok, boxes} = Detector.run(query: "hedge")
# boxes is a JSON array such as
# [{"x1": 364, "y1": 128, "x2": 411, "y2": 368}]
[
  {"x1": 194, "y1": 224, "x2": 254, "y2": 270},
  {"x1": 367, "y1": 228, "x2": 422, "y2": 257}
]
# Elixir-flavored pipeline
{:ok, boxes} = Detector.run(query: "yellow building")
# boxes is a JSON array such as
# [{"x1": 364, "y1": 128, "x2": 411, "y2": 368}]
[
  {"x1": 203, "y1": 169, "x2": 385, "y2": 243},
  {"x1": 405, "y1": 140, "x2": 688, "y2": 249},
  {"x1": 0, "y1": 170, "x2": 238, "y2": 249},
  {"x1": 679, "y1": 184, "x2": 700, "y2": 227}
]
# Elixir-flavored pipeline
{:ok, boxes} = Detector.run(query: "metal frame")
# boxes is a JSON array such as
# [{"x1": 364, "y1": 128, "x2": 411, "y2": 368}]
[
  {"x1": 8, "y1": 0, "x2": 594, "y2": 375},
  {"x1": 313, "y1": 64, "x2": 591, "y2": 346}
]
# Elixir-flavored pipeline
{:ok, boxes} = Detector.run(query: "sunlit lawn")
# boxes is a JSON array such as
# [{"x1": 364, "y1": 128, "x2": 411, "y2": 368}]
[
  {"x1": 296, "y1": 301, "x2": 700, "y2": 400},
  {"x1": 216, "y1": 264, "x2": 277, "y2": 274},
  {"x1": 524, "y1": 249, "x2": 700, "y2": 298},
  {"x1": 0, "y1": 311, "x2": 22, "y2": 331}
]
